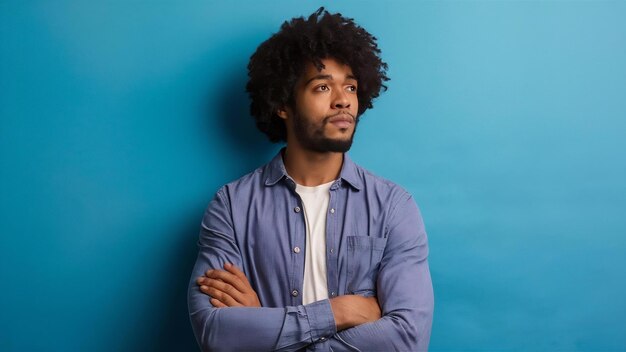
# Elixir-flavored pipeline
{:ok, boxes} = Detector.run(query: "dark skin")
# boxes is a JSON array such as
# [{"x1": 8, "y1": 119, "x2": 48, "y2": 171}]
[
  {"x1": 196, "y1": 58, "x2": 382, "y2": 331},
  {"x1": 197, "y1": 263, "x2": 261, "y2": 308},
  {"x1": 196, "y1": 264, "x2": 381, "y2": 331}
]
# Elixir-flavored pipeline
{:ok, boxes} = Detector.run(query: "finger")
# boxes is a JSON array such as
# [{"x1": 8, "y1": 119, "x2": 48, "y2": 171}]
[
  {"x1": 200, "y1": 283, "x2": 236, "y2": 299},
  {"x1": 204, "y1": 278, "x2": 245, "y2": 304},
  {"x1": 204, "y1": 268, "x2": 231, "y2": 277},
  {"x1": 205, "y1": 286, "x2": 242, "y2": 307},
  {"x1": 205, "y1": 269, "x2": 248, "y2": 293},
  {"x1": 200, "y1": 285, "x2": 241, "y2": 307},
  {"x1": 224, "y1": 263, "x2": 252, "y2": 287},
  {"x1": 210, "y1": 298, "x2": 227, "y2": 308},
  {"x1": 197, "y1": 276, "x2": 224, "y2": 286},
  {"x1": 199, "y1": 284, "x2": 211, "y2": 296}
]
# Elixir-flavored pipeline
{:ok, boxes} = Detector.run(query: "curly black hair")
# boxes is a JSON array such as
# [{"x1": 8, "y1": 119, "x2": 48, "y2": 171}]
[{"x1": 246, "y1": 7, "x2": 389, "y2": 143}]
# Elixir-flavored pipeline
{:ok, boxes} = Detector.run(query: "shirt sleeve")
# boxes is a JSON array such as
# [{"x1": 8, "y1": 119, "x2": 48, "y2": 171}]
[
  {"x1": 312, "y1": 193, "x2": 434, "y2": 352},
  {"x1": 187, "y1": 188, "x2": 337, "y2": 352}
]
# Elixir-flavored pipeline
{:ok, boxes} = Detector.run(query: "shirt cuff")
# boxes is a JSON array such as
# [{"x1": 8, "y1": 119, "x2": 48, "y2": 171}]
[{"x1": 303, "y1": 299, "x2": 337, "y2": 342}]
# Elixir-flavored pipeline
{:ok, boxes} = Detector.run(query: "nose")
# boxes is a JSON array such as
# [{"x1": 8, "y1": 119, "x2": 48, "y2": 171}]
[{"x1": 332, "y1": 90, "x2": 351, "y2": 109}]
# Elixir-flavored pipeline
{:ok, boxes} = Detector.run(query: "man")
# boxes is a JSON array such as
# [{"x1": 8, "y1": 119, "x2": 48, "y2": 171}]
[{"x1": 188, "y1": 7, "x2": 434, "y2": 351}]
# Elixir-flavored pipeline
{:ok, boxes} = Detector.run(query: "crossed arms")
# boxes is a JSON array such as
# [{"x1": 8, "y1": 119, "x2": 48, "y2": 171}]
[
  {"x1": 196, "y1": 263, "x2": 382, "y2": 330},
  {"x1": 187, "y1": 190, "x2": 434, "y2": 351}
]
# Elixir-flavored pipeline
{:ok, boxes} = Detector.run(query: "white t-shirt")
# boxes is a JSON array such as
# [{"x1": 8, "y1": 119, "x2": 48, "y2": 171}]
[{"x1": 295, "y1": 180, "x2": 334, "y2": 305}]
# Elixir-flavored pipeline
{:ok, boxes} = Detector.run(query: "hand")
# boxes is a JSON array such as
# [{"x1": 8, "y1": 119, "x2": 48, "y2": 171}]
[
  {"x1": 196, "y1": 263, "x2": 261, "y2": 308},
  {"x1": 330, "y1": 295, "x2": 381, "y2": 331}
]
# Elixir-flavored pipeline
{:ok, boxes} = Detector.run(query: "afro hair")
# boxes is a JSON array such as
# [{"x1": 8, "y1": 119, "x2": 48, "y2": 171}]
[{"x1": 246, "y1": 7, "x2": 389, "y2": 143}]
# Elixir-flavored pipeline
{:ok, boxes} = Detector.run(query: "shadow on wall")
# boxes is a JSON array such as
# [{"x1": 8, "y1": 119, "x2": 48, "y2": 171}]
[
  {"x1": 117, "y1": 213, "x2": 201, "y2": 351},
  {"x1": 152, "y1": 218, "x2": 201, "y2": 351},
  {"x1": 211, "y1": 61, "x2": 278, "y2": 178},
  {"x1": 147, "y1": 62, "x2": 277, "y2": 351}
]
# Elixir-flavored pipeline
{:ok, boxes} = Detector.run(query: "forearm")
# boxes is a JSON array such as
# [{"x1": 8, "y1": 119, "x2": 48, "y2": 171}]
[
  {"x1": 324, "y1": 308, "x2": 432, "y2": 351},
  {"x1": 321, "y1": 261, "x2": 434, "y2": 351},
  {"x1": 189, "y1": 287, "x2": 336, "y2": 352}
]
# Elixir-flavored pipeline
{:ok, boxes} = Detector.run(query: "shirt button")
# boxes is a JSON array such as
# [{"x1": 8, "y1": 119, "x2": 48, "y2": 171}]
[
  {"x1": 291, "y1": 289, "x2": 299, "y2": 297},
  {"x1": 293, "y1": 246, "x2": 301, "y2": 253},
  {"x1": 331, "y1": 292, "x2": 336, "y2": 297},
  {"x1": 330, "y1": 208, "x2": 335, "y2": 214},
  {"x1": 329, "y1": 248, "x2": 334, "y2": 254},
  {"x1": 319, "y1": 337, "x2": 326, "y2": 341},
  {"x1": 294, "y1": 206, "x2": 301, "y2": 213}
]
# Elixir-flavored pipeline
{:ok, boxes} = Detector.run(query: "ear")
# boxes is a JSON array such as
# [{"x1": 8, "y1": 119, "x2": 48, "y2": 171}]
[{"x1": 276, "y1": 106, "x2": 289, "y2": 120}]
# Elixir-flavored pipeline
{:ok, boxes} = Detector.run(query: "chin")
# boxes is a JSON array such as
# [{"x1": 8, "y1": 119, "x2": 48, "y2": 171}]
[{"x1": 312, "y1": 137, "x2": 354, "y2": 153}]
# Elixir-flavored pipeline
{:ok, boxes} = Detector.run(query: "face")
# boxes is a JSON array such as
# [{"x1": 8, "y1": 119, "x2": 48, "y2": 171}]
[{"x1": 278, "y1": 57, "x2": 359, "y2": 153}]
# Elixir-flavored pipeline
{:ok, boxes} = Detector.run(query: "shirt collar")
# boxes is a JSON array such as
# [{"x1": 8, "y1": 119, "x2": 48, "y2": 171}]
[{"x1": 264, "y1": 148, "x2": 362, "y2": 191}]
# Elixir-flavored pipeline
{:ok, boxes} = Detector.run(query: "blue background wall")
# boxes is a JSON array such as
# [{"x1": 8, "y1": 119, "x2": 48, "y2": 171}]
[{"x1": 1, "y1": 1, "x2": 625, "y2": 350}]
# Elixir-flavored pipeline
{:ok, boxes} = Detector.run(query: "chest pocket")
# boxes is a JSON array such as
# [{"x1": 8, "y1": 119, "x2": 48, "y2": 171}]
[{"x1": 346, "y1": 235, "x2": 388, "y2": 296}]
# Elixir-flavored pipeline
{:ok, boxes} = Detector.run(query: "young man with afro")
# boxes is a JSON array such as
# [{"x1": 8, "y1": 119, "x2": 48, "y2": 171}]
[{"x1": 188, "y1": 7, "x2": 434, "y2": 351}]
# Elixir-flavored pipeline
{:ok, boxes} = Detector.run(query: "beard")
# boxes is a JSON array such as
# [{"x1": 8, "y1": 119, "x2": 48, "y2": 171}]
[{"x1": 292, "y1": 111, "x2": 359, "y2": 153}]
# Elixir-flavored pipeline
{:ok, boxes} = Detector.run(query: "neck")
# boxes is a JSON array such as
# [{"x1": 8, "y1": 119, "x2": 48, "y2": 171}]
[{"x1": 282, "y1": 143, "x2": 343, "y2": 187}]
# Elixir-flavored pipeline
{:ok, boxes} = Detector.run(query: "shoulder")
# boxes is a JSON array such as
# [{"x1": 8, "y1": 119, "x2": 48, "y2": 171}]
[
  {"x1": 352, "y1": 163, "x2": 427, "y2": 243},
  {"x1": 352, "y1": 161, "x2": 413, "y2": 207},
  {"x1": 216, "y1": 166, "x2": 266, "y2": 201},
  {"x1": 350, "y1": 162, "x2": 425, "y2": 240}
]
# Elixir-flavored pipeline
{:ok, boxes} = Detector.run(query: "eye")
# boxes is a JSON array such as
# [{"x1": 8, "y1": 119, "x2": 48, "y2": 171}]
[
  {"x1": 315, "y1": 85, "x2": 330, "y2": 92},
  {"x1": 346, "y1": 85, "x2": 357, "y2": 92}
]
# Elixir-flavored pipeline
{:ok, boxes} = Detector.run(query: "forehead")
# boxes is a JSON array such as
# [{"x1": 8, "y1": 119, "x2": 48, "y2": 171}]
[{"x1": 299, "y1": 58, "x2": 356, "y2": 83}]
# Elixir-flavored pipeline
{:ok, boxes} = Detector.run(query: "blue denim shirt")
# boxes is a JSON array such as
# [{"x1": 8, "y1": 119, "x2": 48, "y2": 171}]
[{"x1": 188, "y1": 150, "x2": 434, "y2": 351}]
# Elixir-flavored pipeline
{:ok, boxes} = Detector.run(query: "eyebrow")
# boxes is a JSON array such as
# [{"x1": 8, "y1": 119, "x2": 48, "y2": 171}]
[{"x1": 304, "y1": 74, "x2": 357, "y2": 86}]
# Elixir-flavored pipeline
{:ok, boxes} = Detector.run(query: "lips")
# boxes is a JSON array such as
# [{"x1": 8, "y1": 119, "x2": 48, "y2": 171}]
[{"x1": 328, "y1": 113, "x2": 354, "y2": 129}]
